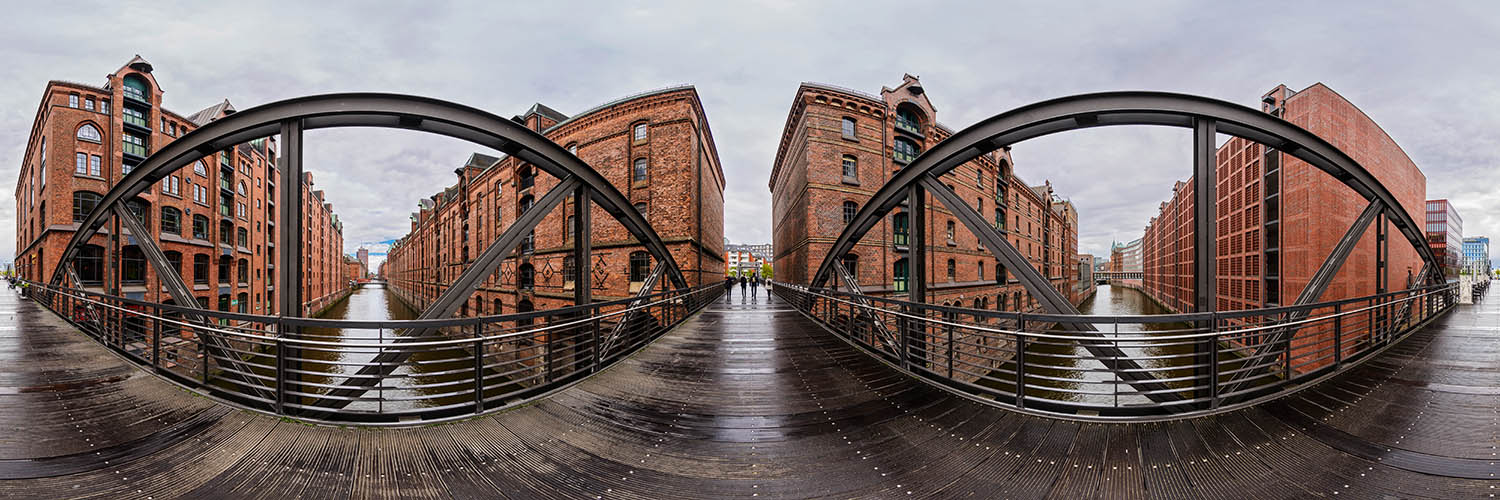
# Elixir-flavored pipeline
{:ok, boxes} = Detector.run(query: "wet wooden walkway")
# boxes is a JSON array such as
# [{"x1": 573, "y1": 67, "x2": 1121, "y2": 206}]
[{"x1": 1, "y1": 284, "x2": 1497, "y2": 499}]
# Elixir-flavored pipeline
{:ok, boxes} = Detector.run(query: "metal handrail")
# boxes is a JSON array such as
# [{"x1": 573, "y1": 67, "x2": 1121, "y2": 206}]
[
  {"x1": 22, "y1": 278, "x2": 723, "y2": 425},
  {"x1": 774, "y1": 280, "x2": 1457, "y2": 421}
]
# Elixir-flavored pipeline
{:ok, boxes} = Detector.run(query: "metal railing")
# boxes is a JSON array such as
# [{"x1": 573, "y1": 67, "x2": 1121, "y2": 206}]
[
  {"x1": 22, "y1": 279, "x2": 723, "y2": 425},
  {"x1": 774, "y1": 281, "x2": 1457, "y2": 421}
]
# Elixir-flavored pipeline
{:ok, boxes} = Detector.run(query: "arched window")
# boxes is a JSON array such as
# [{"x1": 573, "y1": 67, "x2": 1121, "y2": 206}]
[
  {"x1": 892, "y1": 212, "x2": 909, "y2": 246},
  {"x1": 996, "y1": 263, "x2": 1006, "y2": 283},
  {"x1": 161, "y1": 207, "x2": 182, "y2": 235},
  {"x1": 632, "y1": 158, "x2": 648, "y2": 183},
  {"x1": 192, "y1": 214, "x2": 210, "y2": 240},
  {"x1": 518, "y1": 195, "x2": 534, "y2": 215},
  {"x1": 633, "y1": 202, "x2": 647, "y2": 216},
  {"x1": 842, "y1": 201, "x2": 858, "y2": 225},
  {"x1": 518, "y1": 164, "x2": 535, "y2": 190},
  {"x1": 218, "y1": 256, "x2": 232, "y2": 284},
  {"x1": 566, "y1": 143, "x2": 578, "y2": 155},
  {"x1": 219, "y1": 220, "x2": 233, "y2": 244},
  {"x1": 946, "y1": 259, "x2": 956, "y2": 282},
  {"x1": 977, "y1": 262, "x2": 984, "y2": 281},
  {"x1": 237, "y1": 258, "x2": 248, "y2": 285},
  {"x1": 518, "y1": 263, "x2": 534, "y2": 290},
  {"x1": 121, "y1": 246, "x2": 146, "y2": 284},
  {"x1": 893, "y1": 258, "x2": 909, "y2": 292},
  {"x1": 517, "y1": 299, "x2": 535, "y2": 329},
  {"x1": 72, "y1": 191, "x2": 102, "y2": 223},
  {"x1": 1013, "y1": 292, "x2": 1022, "y2": 311},
  {"x1": 840, "y1": 254, "x2": 858, "y2": 282},
  {"x1": 841, "y1": 155, "x2": 858, "y2": 182},
  {"x1": 841, "y1": 117, "x2": 856, "y2": 139},
  {"x1": 193, "y1": 254, "x2": 209, "y2": 284},
  {"x1": 122, "y1": 74, "x2": 150, "y2": 102},
  {"x1": 894, "y1": 137, "x2": 920, "y2": 163},
  {"x1": 493, "y1": 298, "x2": 502, "y2": 315},
  {"x1": 237, "y1": 181, "x2": 246, "y2": 196},
  {"x1": 237, "y1": 292, "x2": 249, "y2": 313},
  {"x1": 896, "y1": 106, "x2": 924, "y2": 132},
  {"x1": 164, "y1": 251, "x2": 183, "y2": 278},
  {"x1": 946, "y1": 220, "x2": 956, "y2": 242},
  {"x1": 124, "y1": 198, "x2": 150, "y2": 228},
  {"x1": 629, "y1": 251, "x2": 651, "y2": 283},
  {"x1": 76, "y1": 123, "x2": 102, "y2": 143},
  {"x1": 563, "y1": 255, "x2": 576, "y2": 288},
  {"x1": 193, "y1": 160, "x2": 207, "y2": 177},
  {"x1": 75, "y1": 244, "x2": 105, "y2": 286}
]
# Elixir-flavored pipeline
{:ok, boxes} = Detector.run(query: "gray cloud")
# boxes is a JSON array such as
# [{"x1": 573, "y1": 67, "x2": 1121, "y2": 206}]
[{"x1": 2, "y1": 1, "x2": 1498, "y2": 268}]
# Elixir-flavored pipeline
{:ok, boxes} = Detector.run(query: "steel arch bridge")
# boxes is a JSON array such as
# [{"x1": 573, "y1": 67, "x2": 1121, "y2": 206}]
[
  {"x1": 43, "y1": 92, "x2": 696, "y2": 416},
  {"x1": 799, "y1": 91, "x2": 1448, "y2": 416}
]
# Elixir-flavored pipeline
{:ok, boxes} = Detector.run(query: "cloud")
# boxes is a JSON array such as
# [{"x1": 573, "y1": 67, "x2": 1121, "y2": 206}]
[{"x1": 2, "y1": 2, "x2": 1499, "y2": 268}]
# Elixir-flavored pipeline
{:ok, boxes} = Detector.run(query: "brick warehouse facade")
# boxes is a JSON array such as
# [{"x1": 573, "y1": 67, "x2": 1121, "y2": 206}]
[
  {"x1": 1134, "y1": 83, "x2": 1426, "y2": 316},
  {"x1": 383, "y1": 86, "x2": 725, "y2": 316},
  {"x1": 12, "y1": 56, "x2": 349, "y2": 316},
  {"x1": 1129, "y1": 83, "x2": 1426, "y2": 373},
  {"x1": 769, "y1": 75, "x2": 1092, "y2": 312}
]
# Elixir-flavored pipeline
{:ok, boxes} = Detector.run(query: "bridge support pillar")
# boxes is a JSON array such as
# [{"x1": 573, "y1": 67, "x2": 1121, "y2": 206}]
[
  {"x1": 1192, "y1": 118, "x2": 1218, "y2": 407},
  {"x1": 906, "y1": 184, "x2": 927, "y2": 369},
  {"x1": 277, "y1": 119, "x2": 305, "y2": 413}
]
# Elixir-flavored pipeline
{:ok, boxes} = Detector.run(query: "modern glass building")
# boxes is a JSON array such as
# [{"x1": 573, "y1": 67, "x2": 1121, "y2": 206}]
[
  {"x1": 1426, "y1": 199, "x2": 1463, "y2": 278},
  {"x1": 1463, "y1": 236, "x2": 1490, "y2": 276}
]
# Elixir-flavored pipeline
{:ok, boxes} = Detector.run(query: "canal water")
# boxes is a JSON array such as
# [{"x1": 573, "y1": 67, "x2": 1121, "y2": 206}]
[
  {"x1": 984, "y1": 284, "x2": 1229, "y2": 407},
  {"x1": 295, "y1": 286, "x2": 482, "y2": 412}
]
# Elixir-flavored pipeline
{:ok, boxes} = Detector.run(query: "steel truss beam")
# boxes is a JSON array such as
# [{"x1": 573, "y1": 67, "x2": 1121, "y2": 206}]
[
  {"x1": 599, "y1": 261, "x2": 667, "y2": 359},
  {"x1": 49, "y1": 93, "x2": 687, "y2": 292},
  {"x1": 811, "y1": 92, "x2": 1442, "y2": 293},
  {"x1": 112, "y1": 204, "x2": 275, "y2": 402},
  {"x1": 919, "y1": 175, "x2": 1182, "y2": 404},
  {"x1": 309, "y1": 176, "x2": 581, "y2": 411}
]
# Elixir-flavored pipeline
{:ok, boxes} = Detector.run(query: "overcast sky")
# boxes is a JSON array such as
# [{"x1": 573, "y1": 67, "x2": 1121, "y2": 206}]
[{"x1": 3, "y1": 1, "x2": 1498, "y2": 272}]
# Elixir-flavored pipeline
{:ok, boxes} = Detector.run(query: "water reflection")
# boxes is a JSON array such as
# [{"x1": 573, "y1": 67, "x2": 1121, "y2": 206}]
[{"x1": 981, "y1": 284, "x2": 1201, "y2": 406}]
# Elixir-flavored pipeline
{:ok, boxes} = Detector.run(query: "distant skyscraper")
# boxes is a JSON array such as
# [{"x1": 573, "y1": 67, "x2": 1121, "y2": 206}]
[{"x1": 356, "y1": 247, "x2": 370, "y2": 278}]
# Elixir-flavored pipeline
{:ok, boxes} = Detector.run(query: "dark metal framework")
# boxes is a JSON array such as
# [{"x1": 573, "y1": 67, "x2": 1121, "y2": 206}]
[
  {"x1": 45, "y1": 93, "x2": 691, "y2": 413},
  {"x1": 810, "y1": 91, "x2": 1446, "y2": 408}
]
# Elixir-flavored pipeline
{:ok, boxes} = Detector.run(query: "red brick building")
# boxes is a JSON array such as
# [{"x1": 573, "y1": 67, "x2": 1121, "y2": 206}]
[
  {"x1": 383, "y1": 86, "x2": 725, "y2": 315},
  {"x1": 1136, "y1": 83, "x2": 1426, "y2": 316},
  {"x1": 12, "y1": 56, "x2": 349, "y2": 316},
  {"x1": 768, "y1": 75, "x2": 1091, "y2": 311}
]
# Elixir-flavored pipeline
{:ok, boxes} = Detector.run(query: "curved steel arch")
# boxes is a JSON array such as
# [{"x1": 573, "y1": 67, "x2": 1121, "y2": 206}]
[
  {"x1": 51, "y1": 92, "x2": 686, "y2": 291},
  {"x1": 50, "y1": 93, "x2": 690, "y2": 413},
  {"x1": 813, "y1": 91, "x2": 1441, "y2": 290}
]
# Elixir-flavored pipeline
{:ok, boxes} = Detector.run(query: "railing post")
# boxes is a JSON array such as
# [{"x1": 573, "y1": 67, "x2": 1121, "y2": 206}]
[
  {"x1": 200, "y1": 327, "x2": 209, "y2": 384},
  {"x1": 1208, "y1": 333, "x2": 1219, "y2": 409},
  {"x1": 274, "y1": 337, "x2": 286, "y2": 415},
  {"x1": 945, "y1": 310, "x2": 954, "y2": 379},
  {"x1": 474, "y1": 322, "x2": 485, "y2": 414},
  {"x1": 1015, "y1": 315, "x2": 1026, "y2": 409},
  {"x1": 1333, "y1": 302, "x2": 1343, "y2": 368},
  {"x1": 152, "y1": 304, "x2": 162, "y2": 370},
  {"x1": 591, "y1": 304, "x2": 602, "y2": 373}
]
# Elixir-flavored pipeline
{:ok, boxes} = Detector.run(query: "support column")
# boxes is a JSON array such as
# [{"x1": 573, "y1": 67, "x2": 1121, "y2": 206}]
[
  {"x1": 573, "y1": 184, "x2": 592, "y2": 306},
  {"x1": 1192, "y1": 118, "x2": 1217, "y2": 406},
  {"x1": 277, "y1": 120, "x2": 305, "y2": 411},
  {"x1": 908, "y1": 184, "x2": 927, "y2": 364}
]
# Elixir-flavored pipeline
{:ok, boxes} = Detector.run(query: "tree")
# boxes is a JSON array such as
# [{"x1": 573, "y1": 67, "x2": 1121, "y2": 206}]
[{"x1": 760, "y1": 262, "x2": 774, "y2": 280}]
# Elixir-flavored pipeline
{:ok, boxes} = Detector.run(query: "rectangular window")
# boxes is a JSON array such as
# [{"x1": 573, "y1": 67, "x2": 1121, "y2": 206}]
[
  {"x1": 100, "y1": 100, "x2": 109, "y2": 114},
  {"x1": 75, "y1": 153, "x2": 87, "y2": 175},
  {"x1": 85, "y1": 98, "x2": 94, "y2": 111},
  {"x1": 633, "y1": 123, "x2": 648, "y2": 141},
  {"x1": 122, "y1": 133, "x2": 147, "y2": 157},
  {"x1": 90, "y1": 155, "x2": 101, "y2": 177},
  {"x1": 123, "y1": 107, "x2": 147, "y2": 128},
  {"x1": 69, "y1": 94, "x2": 78, "y2": 107},
  {"x1": 841, "y1": 117, "x2": 856, "y2": 139}
]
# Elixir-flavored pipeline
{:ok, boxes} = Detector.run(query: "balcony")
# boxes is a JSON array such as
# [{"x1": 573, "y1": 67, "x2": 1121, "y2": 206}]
[
  {"x1": 893, "y1": 150, "x2": 916, "y2": 165},
  {"x1": 894, "y1": 116, "x2": 923, "y2": 138},
  {"x1": 122, "y1": 87, "x2": 151, "y2": 108},
  {"x1": 219, "y1": 177, "x2": 234, "y2": 194}
]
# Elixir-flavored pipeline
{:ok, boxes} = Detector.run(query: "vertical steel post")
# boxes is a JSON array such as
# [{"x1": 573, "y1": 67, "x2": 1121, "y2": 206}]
[
  {"x1": 1208, "y1": 332, "x2": 1219, "y2": 408},
  {"x1": 152, "y1": 304, "x2": 162, "y2": 370},
  {"x1": 909, "y1": 185, "x2": 927, "y2": 364},
  {"x1": 274, "y1": 337, "x2": 286, "y2": 414},
  {"x1": 1192, "y1": 118, "x2": 1218, "y2": 407},
  {"x1": 1333, "y1": 302, "x2": 1343, "y2": 368},
  {"x1": 1015, "y1": 315, "x2": 1027, "y2": 409},
  {"x1": 474, "y1": 322, "x2": 484, "y2": 414},
  {"x1": 277, "y1": 119, "x2": 305, "y2": 411}
]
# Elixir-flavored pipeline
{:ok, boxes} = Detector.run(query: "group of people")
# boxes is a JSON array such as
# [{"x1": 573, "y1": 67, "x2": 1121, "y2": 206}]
[{"x1": 724, "y1": 274, "x2": 766, "y2": 298}]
